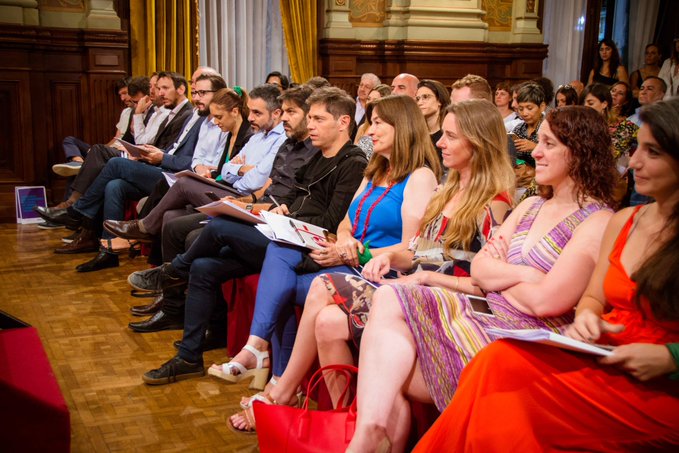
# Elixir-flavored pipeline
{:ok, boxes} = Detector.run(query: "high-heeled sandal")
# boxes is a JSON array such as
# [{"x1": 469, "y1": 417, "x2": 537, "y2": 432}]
[{"x1": 207, "y1": 344, "x2": 269, "y2": 390}]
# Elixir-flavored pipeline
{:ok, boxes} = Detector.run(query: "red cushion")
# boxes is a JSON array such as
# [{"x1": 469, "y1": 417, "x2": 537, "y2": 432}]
[
  {"x1": 222, "y1": 274, "x2": 259, "y2": 356},
  {"x1": 0, "y1": 327, "x2": 70, "y2": 452}
]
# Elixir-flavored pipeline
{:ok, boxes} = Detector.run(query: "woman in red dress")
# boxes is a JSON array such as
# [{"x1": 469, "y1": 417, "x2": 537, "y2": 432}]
[{"x1": 414, "y1": 98, "x2": 679, "y2": 452}]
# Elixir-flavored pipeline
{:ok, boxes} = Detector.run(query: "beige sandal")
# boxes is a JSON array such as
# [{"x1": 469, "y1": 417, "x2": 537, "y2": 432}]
[{"x1": 207, "y1": 344, "x2": 269, "y2": 390}]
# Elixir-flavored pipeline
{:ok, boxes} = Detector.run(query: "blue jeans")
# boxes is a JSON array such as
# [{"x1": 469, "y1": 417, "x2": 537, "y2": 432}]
[
  {"x1": 250, "y1": 241, "x2": 351, "y2": 375},
  {"x1": 73, "y1": 157, "x2": 165, "y2": 227},
  {"x1": 175, "y1": 217, "x2": 271, "y2": 363}
]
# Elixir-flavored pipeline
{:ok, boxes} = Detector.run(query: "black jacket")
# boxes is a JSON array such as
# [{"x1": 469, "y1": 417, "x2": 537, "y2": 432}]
[
  {"x1": 152, "y1": 100, "x2": 194, "y2": 151},
  {"x1": 289, "y1": 141, "x2": 367, "y2": 233}
]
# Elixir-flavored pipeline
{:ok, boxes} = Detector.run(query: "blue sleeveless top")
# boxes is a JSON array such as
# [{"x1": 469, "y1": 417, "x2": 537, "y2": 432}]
[{"x1": 348, "y1": 175, "x2": 410, "y2": 248}]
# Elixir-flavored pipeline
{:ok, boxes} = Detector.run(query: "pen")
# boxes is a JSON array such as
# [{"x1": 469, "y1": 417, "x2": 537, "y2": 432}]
[{"x1": 269, "y1": 195, "x2": 281, "y2": 208}]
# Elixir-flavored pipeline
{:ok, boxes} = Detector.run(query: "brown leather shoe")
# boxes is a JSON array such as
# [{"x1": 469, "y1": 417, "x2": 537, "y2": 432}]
[
  {"x1": 130, "y1": 295, "x2": 164, "y2": 316},
  {"x1": 54, "y1": 229, "x2": 99, "y2": 254},
  {"x1": 103, "y1": 219, "x2": 153, "y2": 242}
]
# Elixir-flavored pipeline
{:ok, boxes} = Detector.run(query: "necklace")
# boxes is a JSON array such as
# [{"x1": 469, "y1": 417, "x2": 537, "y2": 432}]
[{"x1": 351, "y1": 177, "x2": 395, "y2": 243}]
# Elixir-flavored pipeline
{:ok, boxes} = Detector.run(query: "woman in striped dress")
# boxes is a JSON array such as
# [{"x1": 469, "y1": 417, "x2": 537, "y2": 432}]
[{"x1": 347, "y1": 106, "x2": 618, "y2": 453}]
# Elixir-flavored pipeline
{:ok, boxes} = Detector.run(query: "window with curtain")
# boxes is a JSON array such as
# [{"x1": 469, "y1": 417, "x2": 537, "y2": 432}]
[
  {"x1": 542, "y1": 0, "x2": 588, "y2": 87},
  {"x1": 198, "y1": 0, "x2": 290, "y2": 90}
]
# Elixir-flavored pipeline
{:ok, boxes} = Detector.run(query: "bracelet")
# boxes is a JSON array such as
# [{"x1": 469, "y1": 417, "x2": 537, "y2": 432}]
[{"x1": 454, "y1": 276, "x2": 460, "y2": 292}]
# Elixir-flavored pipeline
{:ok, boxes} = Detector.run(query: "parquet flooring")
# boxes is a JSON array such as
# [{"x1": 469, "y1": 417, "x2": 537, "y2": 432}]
[{"x1": 0, "y1": 223, "x2": 260, "y2": 452}]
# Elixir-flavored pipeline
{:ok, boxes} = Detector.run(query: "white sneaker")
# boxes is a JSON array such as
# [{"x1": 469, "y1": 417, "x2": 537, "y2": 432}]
[{"x1": 52, "y1": 161, "x2": 82, "y2": 177}]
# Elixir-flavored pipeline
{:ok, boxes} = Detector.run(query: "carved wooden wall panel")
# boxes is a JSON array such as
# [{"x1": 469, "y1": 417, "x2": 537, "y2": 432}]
[
  {"x1": 320, "y1": 39, "x2": 548, "y2": 97},
  {"x1": 0, "y1": 25, "x2": 128, "y2": 222}
]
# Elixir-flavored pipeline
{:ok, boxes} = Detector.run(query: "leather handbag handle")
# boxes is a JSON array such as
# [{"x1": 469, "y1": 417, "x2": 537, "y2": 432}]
[{"x1": 302, "y1": 364, "x2": 359, "y2": 410}]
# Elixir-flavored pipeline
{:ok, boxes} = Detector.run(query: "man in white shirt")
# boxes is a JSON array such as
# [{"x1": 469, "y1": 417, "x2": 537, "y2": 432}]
[{"x1": 355, "y1": 73, "x2": 380, "y2": 125}]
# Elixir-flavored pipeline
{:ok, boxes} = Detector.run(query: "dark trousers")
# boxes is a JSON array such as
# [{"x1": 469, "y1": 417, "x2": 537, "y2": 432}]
[
  {"x1": 159, "y1": 213, "x2": 206, "y2": 317},
  {"x1": 142, "y1": 176, "x2": 236, "y2": 235},
  {"x1": 71, "y1": 144, "x2": 121, "y2": 194},
  {"x1": 174, "y1": 216, "x2": 270, "y2": 363},
  {"x1": 62, "y1": 136, "x2": 90, "y2": 161}
]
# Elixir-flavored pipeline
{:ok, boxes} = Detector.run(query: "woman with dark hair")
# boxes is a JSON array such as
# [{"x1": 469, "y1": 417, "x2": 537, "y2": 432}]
[
  {"x1": 495, "y1": 80, "x2": 519, "y2": 131},
  {"x1": 214, "y1": 95, "x2": 441, "y2": 409},
  {"x1": 347, "y1": 106, "x2": 616, "y2": 452},
  {"x1": 414, "y1": 98, "x2": 679, "y2": 452},
  {"x1": 630, "y1": 43, "x2": 661, "y2": 98},
  {"x1": 582, "y1": 83, "x2": 638, "y2": 179},
  {"x1": 610, "y1": 81, "x2": 635, "y2": 118},
  {"x1": 231, "y1": 100, "x2": 514, "y2": 433},
  {"x1": 587, "y1": 39, "x2": 629, "y2": 87},
  {"x1": 355, "y1": 84, "x2": 393, "y2": 158},
  {"x1": 265, "y1": 71, "x2": 290, "y2": 90},
  {"x1": 416, "y1": 79, "x2": 451, "y2": 147},
  {"x1": 554, "y1": 84, "x2": 578, "y2": 107},
  {"x1": 659, "y1": 37, "x2": 679, "y2": 99}
]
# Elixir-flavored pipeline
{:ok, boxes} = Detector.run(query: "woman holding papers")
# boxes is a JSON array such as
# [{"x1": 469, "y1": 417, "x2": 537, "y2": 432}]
[
  {"x1": 103, "y1": 87, "x2": 254, "y2": 240},
  {"x1": 223, "y1": 94, "x2": 441, "y2": 431},
  {"x1": 347, "y1": 105, "x2": 617, "y2": 453},
  {"x1": 413, "y1": 98, "x2": 679, "y2": 452},
  {"x1": 230, "y1": 99, "x2": 515, "y2": 432}
]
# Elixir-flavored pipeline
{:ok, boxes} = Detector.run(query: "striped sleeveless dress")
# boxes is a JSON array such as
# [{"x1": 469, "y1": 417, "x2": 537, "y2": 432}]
[{"x1": 393, "y1": 197, "x2": 610, "y2": 411}]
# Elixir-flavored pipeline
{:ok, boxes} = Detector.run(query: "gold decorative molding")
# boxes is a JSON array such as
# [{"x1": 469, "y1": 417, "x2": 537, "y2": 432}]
[
  {"x1": 482, "y1": 0, "x2": 513, "y2": 32},
  {"x1": 349, "y1": 0, "x2": 385, "y2": 27}
]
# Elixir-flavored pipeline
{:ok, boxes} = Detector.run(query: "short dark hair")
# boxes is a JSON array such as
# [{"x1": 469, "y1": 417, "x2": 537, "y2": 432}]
[
  {"x1": 517, "y1": 82, "x2": 546, "y2": 105},
  {"x1": 114, "y1": 77, "x2": 131, "y2": 94},
  {"x1": 532, "y1": 77, "x2": 555, "y2": 105},
  {"x1": 195, "y1": 73, "x2": 227, "y2": 91},
  {"x1": 127, "y1": 76, "x2": 151, "y2": 97},
  {"x1": 306, "y1": 76, "x2": 331, "y2": 89},
  {"x1": 307, "y1": 86, "x2": 355, "y2": 124},
  {"x1": 157, "y1": 71, "x2": 189, "y2": 93},
  {"x1": 644, "y1": 75, "x2": 668, "y2": 93},
  {"x1": 279, "y1": 85, "x2": 314, "y2": 114},
  {"x1": 266, "y1": 71, "x2": 290, "y2": 90},
  {"x1": 249, "y1": 84, "x2": 282, "y2": 112}
]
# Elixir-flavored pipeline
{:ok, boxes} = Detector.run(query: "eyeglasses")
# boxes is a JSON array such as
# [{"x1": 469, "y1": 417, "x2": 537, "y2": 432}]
[
  {"x1": 192, "y1": 89, "x2": 216, "y2": 97},
  {"x1": 557, "y1": 84, "x2": 573, "y2": 90},
  {"x1": 415, "y1": 93, "x2": 434, "y2": 102}
]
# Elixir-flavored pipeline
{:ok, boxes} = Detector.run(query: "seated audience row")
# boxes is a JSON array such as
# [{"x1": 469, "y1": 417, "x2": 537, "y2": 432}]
[{"x1": 37, "y1": 66, "x2": 679, "y2": 452}]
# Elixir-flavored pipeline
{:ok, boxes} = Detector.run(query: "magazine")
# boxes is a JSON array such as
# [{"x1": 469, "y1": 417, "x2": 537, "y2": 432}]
[{"x1": 486, "y1": 328, "x2": 614, "y2": 357}]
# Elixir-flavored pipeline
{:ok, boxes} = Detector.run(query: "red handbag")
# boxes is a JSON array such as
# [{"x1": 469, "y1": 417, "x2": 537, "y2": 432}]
[{"x1": 254, "y1": 364, "x2": 358, "y2": 453}]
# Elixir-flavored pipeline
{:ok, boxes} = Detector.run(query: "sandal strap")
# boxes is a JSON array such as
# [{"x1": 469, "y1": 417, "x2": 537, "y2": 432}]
[
  {"x1": 242, "y1": 344, "x2": 269, "y2": 368},
  {"x1": 222, "y1": 360, "x2": 247, "y2": 376}
]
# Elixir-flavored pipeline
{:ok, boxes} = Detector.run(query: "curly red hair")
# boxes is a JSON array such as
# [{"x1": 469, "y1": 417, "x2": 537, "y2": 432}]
[{"x1": 539, "y1": 106, "x2": 616, "y2": 207}]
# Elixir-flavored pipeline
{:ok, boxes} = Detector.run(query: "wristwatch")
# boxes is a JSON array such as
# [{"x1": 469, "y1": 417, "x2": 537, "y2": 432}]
[{"x1": 245, "y1": 204, "x2": 254, "y2": 212}]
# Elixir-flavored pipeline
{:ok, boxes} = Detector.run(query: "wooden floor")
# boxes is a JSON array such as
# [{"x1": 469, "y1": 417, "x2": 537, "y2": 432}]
[{"x1": 1, "y1": 223, "x2": 260, "y2": 452}]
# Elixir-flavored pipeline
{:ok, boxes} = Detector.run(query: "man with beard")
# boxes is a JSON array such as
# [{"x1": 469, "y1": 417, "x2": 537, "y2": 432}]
[
  {"x1": 105, "y1": 85, "x2": 317, "y2": 334},
  {"x1": 39, "y1": 73, "x2": 228, "y2": 271}
]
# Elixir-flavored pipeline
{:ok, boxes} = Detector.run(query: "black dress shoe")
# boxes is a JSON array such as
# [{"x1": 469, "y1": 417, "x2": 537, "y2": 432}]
[
  {"x1": 142, "y1": 355, "x2": 204, "y2": 385},
  {"x1": 128, "y1": 311, "x2": 183, "y2": 333},
  {"x1": 104, "y1": 219, "x2": 154, "y2": 242},
  {"x1": 54, "y1": 229, "x2": 99, "y2": 254},
  {"x1": 130, "y1": 295, "x2": 164, "y2": 317},
  {"x1": 34, "y1": 205, "x2": 82, "y2": 229},
  {"x1": 127, "y1": 263, "x2": 186, "y2": 292},
  {"x1": 173, "y1": 328, "x2": 227, "y2": 352},
  {"x1": 76, "y1": 250, "x2": 119, "y2": 272}
]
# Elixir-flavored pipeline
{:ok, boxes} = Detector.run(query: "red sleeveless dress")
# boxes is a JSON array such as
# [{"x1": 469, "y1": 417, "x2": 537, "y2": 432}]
[{"x1": 413, "y1": 207, "x2": 679, "y2": 452}]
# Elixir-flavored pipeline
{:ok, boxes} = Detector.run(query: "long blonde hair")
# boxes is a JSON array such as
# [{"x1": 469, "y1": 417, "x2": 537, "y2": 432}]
[
  {"x1": 364, "y1": 95, "x2": 442, "y2": 183},
  {"x1": 420, "y1": 100, "x2": 515, "y2": 251}
]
